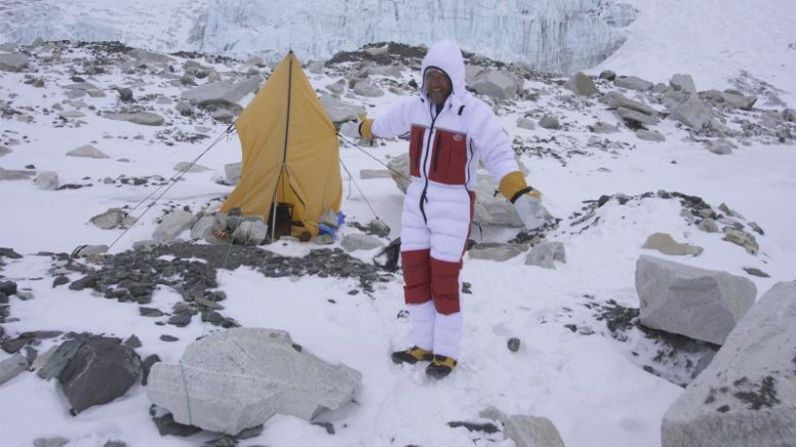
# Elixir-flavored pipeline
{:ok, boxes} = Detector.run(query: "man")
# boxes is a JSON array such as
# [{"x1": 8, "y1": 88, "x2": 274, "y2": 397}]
[{"x1": 359, "y1": 40, "x2": 548, "y2": 379}]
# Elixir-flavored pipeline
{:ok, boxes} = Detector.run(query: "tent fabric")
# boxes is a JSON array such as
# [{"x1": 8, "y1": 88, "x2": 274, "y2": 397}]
[{"x1": 221, "y1": 52, "x2": 342, "y2": 237}]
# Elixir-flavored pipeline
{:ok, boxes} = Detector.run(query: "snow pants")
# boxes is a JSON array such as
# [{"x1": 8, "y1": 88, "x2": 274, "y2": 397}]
[{"x1": 400, "y1": 180, "x2": 474, "y2": 359}]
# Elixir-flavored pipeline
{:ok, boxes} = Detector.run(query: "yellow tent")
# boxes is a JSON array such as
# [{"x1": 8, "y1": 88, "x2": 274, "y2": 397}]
[{"x1": 221, "y1": 51, "x2": 342, "y2": 238}]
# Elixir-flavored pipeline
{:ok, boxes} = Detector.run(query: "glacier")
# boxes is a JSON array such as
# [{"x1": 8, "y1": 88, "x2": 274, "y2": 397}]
[{"x1": 0, "y1": 0, "x2": 634, "y2": 73}]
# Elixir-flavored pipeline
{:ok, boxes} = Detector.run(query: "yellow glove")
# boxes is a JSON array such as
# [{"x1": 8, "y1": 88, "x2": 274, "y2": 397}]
[
  {"x1": 358, "y1": 112, "x2": 374, "y2": 140},
  {"x1": 498, "y1": 171, "x2": 541, "y2": 203}
]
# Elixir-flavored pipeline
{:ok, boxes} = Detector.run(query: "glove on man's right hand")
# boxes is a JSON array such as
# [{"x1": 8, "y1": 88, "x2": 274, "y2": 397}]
[{"x1": 358, "y1": 112, "x2": 374, "y2": 140}]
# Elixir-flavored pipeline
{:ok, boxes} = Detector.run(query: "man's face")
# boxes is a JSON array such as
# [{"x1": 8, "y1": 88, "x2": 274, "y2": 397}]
[{"x1": 424, "y1": 68, "x2": 452, "y2": 105}]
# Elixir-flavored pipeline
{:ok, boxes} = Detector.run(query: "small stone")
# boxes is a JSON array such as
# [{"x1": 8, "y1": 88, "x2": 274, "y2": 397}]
[
  {"x1": 33, "y1": 437, "x2": 70, "y2": 447},
  {"x1": 507, "y1": 337, "x2": 521, "y2": 352},
  {"x1": 742, "y1": 267, "x2": 770, "y2": 278},
  {"x1": 160, "y1": 334, "x2": 179, "y2": 342}
]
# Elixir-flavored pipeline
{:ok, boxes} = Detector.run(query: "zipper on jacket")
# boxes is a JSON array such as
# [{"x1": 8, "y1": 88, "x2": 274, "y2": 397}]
[{"x1": 418, "y1": 104, "x2": 442, "y2": 223}]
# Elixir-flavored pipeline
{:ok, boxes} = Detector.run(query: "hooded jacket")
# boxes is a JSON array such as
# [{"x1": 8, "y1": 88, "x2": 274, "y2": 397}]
[{"x1": 371, "y1": 40, "x2": 517, "y2": 192}]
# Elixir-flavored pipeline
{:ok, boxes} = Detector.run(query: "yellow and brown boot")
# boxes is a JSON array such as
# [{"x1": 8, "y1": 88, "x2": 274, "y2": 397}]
[
  {"x1": 391, "y1": 346, "x2": 434, "y2": 365},
  {"x1": 425, "y1": 355, "x2": 457, "y2": 379}
]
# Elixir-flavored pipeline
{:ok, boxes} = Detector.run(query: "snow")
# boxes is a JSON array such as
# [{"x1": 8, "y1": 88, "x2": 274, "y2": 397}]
[{"x1": 1, "y1": 1, "x2": 795, "y2": 447}]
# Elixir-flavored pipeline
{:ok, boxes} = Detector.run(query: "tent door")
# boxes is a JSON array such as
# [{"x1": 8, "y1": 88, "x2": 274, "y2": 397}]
[{"x1": 269, "y1": 202, "x2": 294, "y2": 238}]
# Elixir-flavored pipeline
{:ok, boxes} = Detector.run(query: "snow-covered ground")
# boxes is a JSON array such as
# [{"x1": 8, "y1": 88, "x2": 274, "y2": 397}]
[{"x1": 1, "y1": 1, "x2": 795, "y2": 447}]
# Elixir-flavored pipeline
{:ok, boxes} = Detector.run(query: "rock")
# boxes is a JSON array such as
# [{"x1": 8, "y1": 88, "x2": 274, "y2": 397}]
[
  {"x1": 698, "y1": 218, "x2": 719, "y2": 233},
  {"x1": 341, "y1": 233, "x2": 383, "y2": 252},
  {"x1": 470, "y1": 69, "x2": 519, "y2": 100},
  {"x1": 0, "y1": 353, "x2": 28, "y2": 385},
  {"x1": 661, "y1": 282, "x2": 796, "y2": 447},
  {"x1": 129, "y1": 48, "x2": 172, "y2": 65},
  {"x1": 102, "y1": 441, "x2": 127, "y2": 447},
  {"x1": 0, "y1": 167, "x2": 35, "y2": 181},
  {"x1": 642, "y1": 233, "x2": 703, "y2": 256},
  {"x1": 743, "y1": 267, "x2": 770, "y2": 278},
  {"x1": 74, "y1": 244, "x2": 109, "y2": 258},
  {"x1": 352, "y1": 81, "x2": 383, "y2": 97},
  {"x1": 516, "y1": 117, "x2": 536, "y2": 130},
  {"x1": 320, "y1": 94, "x2": 363, "y2": 123},
  {"x1": 190, "y1": 214, "x2": 223, "y2": 241},
  {"x1": 538, "y1": 115, "x2": 560, "y2": 130},
  {"x1": 0, "y1": 52, "x2": 29, "y2": 72},
  {"x1": 59, "y1": 336, "x2": 143, "y2": 413},
  {"x1": 147, "y1": 327, "x2": 362, "y2": 435},
  {"x1": 670, "y1": 95, "x2": 712, "y2": 130},
  {"x1": 63, "y1": 82, "x2": 105, "y2": 98},
  {"x1": 636, "y1": 129, "x2": 666, "y2": 142},
  {"x1": 652, "y1": 83, "x2": 670, "y2": 94},
  {"x1": 67, "y1": 144, "x2": 109, "y2": 159},
  {"x1": 173, "y1": 161, "x2": 210, "y2": 173},
  {"x1": 602, "y1": 91, "x2": 658, "y2": 116},
  {"x1": 635, "y1": 255, "x2": 756, "y2": 345},
  {"x1": 33, "y1": 437, "x2": 69, "y2": 447},
  {"x1": 469, "y1": 243, "x2": 525, "y2": 262},
  {"x1": 721, "y1": 89, "x2": 757, "y2": 110},
  {"x1": 507, "y1": 337, "x2": 521, "y2": 352},
  {"x1": 504, "y1": 414, "x2": 566, "y2": 447},
  {"x1": 705, "y1": 139, "x2": 736, "y2": 155},
  {"x1": 181, "y1": 76, "x2": 261, "y2": 107},
  {"x1": 565, "y1": 72, "x2": 598, "y2": 96},
  {"x1": 0, "y1": 145, "x2": 10, "y2": 156},
  {"x1": 616, "y1": 107, "x2": 660, "y2": 126},
  {"x1": 325, "y1": 79, "x2": 346, "y2": 93},
  {"x1": 231, "y1": 219, "x2": 268, "y2": 245},
  {"x1": 783, "y1": 108, "x2": 796, "y2": 122},
  {"x1": 37, "y1": 338, "x2": 85, "y2": 380},
  {"x1": 599, "y1": 70, "x2": 616, "y2": 81},
  {"x1": 104, "y1": 112, "x2": 165, "y2": 126},
  {"x1": 115, "y1": 87, "x2": 134, "y2": 102},
  {"x1": 90, "y1": 208, "x2": 127, "y2": 230},
  {"x1": 524, "y1": 241, "x2": 566, "y2": 269},
  {"x1": 153, "y1": 210, "x2": 196, "y2": 242},
  {"x1": 175, "y1": 100, "x2": 193, "y2": 116},
  {"x1": 722, "y1": 228, "x2": 759, "y2": 255},
  {"x1": 224, "y1": 162, "x2": 242, "y2": 185},
  {"x1": 615, "y1": 75, "x2": 653, "y2": 91},
  {"x1": 307, "y1": 60, "x2": 324, "y2": 74},
  {"x1": 141, "y1": 354, "x2": 160, "y2": 386},
  {"x1": 669, "y1": 74, "x2": 697, "y2": 95},
  {"x1": 589, "y1": 121, "x2": 618, "y2": 133},
  {"x1": 211, "y1": 108, "x2": 235, "y2": 122},
  {"x1": 34, "y1": 171, "x2": 59, "y2": 190}
]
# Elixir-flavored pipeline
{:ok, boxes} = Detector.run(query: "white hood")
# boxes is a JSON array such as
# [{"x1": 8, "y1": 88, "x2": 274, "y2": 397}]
[{"x1": 420, "y1": 40, "x2": 466, "y2": 106}]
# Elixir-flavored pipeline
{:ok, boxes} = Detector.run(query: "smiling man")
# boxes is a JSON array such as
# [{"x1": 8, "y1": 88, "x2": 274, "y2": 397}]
[{"x1": 359, "y1": 40, "x2": 549, "y2": 379}]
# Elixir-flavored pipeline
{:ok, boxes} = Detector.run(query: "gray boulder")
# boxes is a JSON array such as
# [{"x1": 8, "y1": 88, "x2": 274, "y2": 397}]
[
  {"x1": 181, "y1": 76, "x2": 261, "y2": 107},
  {"x1": 722, "y1": 228, "x2": 759, "y2": 255},
  {"x1": 90, "y1": 208, "x2": 127, "y2": 230},
  {"x1": 353, "y1": 81, "x2": 384, "y2": 97},
  {"x1": 0, "y1": 52, "x2": 29, "y2": 72},
  {"x1": 590, "y1": 121, "x2": 618, "y2": 133},
  {"x1": 565, "y1": 72, "x2": 598, "y2": 96},
  {"x1": 321, "y1": 94, "x2": 364, "y2": 123},
  {"x1": 616, "y1": 107, "x2": 660, "y2": 126},
  {"x1": 341, "y1": 233, "x2": 384, "y2": 252},
  {"x1": 602, "y1": 91, "x2": 658, "y2": 116},
  {"x1": 0, "y1": 353, "x2": 28, "y2": 385},
  {"x1": 147, "y1": 327, "x2": 362, "y2": 435},
  {"x1": 783, "y1": 108, "x2": 796, "y2": 122},
  {"x1": 669, "y1": 74, "x2": 697, "y2": 95},
  {"x1": 103, "y1": 112, "x2": 165, "y2": 126},
  {"x1": 33, "y1": 437, "x2": 69, "y2": 447},
  {"x1": 67, "y1": 144, "x2": 109, "y2": 159},
  {"x1": 325, "y1": 79, "x2": 346, "y2": 94},
  {"x1": 129, "y1": 48, "x2": 172, "y2": 66},
  {"x1": 635, "y1": 255, "x2": 756, "y2": 345},
  {"x1": 661, "y1": 281, "x2": 796, "y2": 447},
  {"x1": 469, "y1": 243, "x2": 526, "y2": 262},
  {"x1": 504, "y1": 414, "x2": 566, "y2": 447},
  {"x1": 0, "y1": 167, "x2": 35, "y2": 181},
  {"x1": 516, "y1": 117, "x2": 536, "y2": 130},
  {"x1": 470, "y1": 69, "x2": 519, "y2": 100},
  {"x1": 599, "y1": 70, "x2": 616, "y2": 81},
  {"x1": 721, "y1": 90, "x2": 757, "y2": 110},
  {"x1": 538, "y1": 115, "x2": 560, "y2": 130},
  {"x1": 59, "y1": 336, "x2": 142, "y2": 413},
  {"x1": 525, "y1": 241, "x2": 566, "y2": 269},
  {"x1": 642, "y1": 233, "x2": 703, "y2": 256},
  {"x1": 615, "y1": 75, "x2": 653, "y2": 91},
  {"x1": 670, "y1": 95, "x2": 712, "y2": 130},
  {"x1": 0, "y1": 145, "x2": 10, "y2": 156},
  {"x1": 153, "y1": 210, "x2": 196, "y2": 242},
  {"x1": 636, "y1": 129, "x2": 666, "y2": 142},
  {"x1": 63, "y1": 82, "x2": 105, "y2": 98},
  {"x1": 698, "y1": 218, "x2": 719, "y2": 233}
]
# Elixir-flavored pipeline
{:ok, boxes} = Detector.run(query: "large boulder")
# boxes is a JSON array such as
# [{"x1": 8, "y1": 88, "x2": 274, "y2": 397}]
[
  {"x1": 669, "y1": 95, "x2": 712, "y2": 130},
  {"x1": 181, "y1": 77, "x2": 261, "y2": 107},
  {"x1": 0, "y1": 52, "x2": 29, "y2": 72},
  {"x1": 504, "y1": 414, "x2": 566, "y2": 447},
  {"x1": 635, "y1": 256, "x2": 756, "y2": 345},
  {"x1": 661, "y1": 281, "x2": 796, "y2": 447},
  {"x1": 721, "y1": 90, "x2": 757, "y2": 110},
  {"x1": 152, "y1": 210, "x2": 196, "y2": 242},
  {"x1": 565, "y1": 72, "x2": 598, "y2": 96},
  {"x1": 669, "y1": 74, "x2": 697, "y2": 95},
  {"x1": 147, "y1": 328, "x2": 362, "y2": 435},
  {"x1": 642, "y1": 233, "x2": 703, "y2": 256},
  {"x1": 352, "y1": 81, "x2": 384, "y2": 97},
  {"x1": 469, "y1": 69, "x2": 519, "y2": 100},
  {"x1": 103, "y1": 112, "x2": 165, "y2": 126},
  {"x1": 615, "y1": 75, "x2": 653, "y2": 91},
  {"x1": 601, "y1": 91, "x2": 658, "y2": 116},
  {"x1": 320, "y1": 94, "x2": 364, "y2": 123},
  {"x1": 34, "y1": 171, "x2": 59, "y2": 190},
  {"x1": 59, "y1": 336, "x2": 142, "y2": 413}
]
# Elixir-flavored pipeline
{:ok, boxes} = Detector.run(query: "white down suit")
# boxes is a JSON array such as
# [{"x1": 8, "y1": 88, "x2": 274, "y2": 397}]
[{"x1": 371, "y1": 40, "x2": 519, "y2": 359}]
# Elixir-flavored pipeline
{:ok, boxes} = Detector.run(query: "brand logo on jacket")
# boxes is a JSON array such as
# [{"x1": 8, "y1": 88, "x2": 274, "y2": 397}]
[{"x1": 453, "y1": 134, "x2": 465, "y2": 142}]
